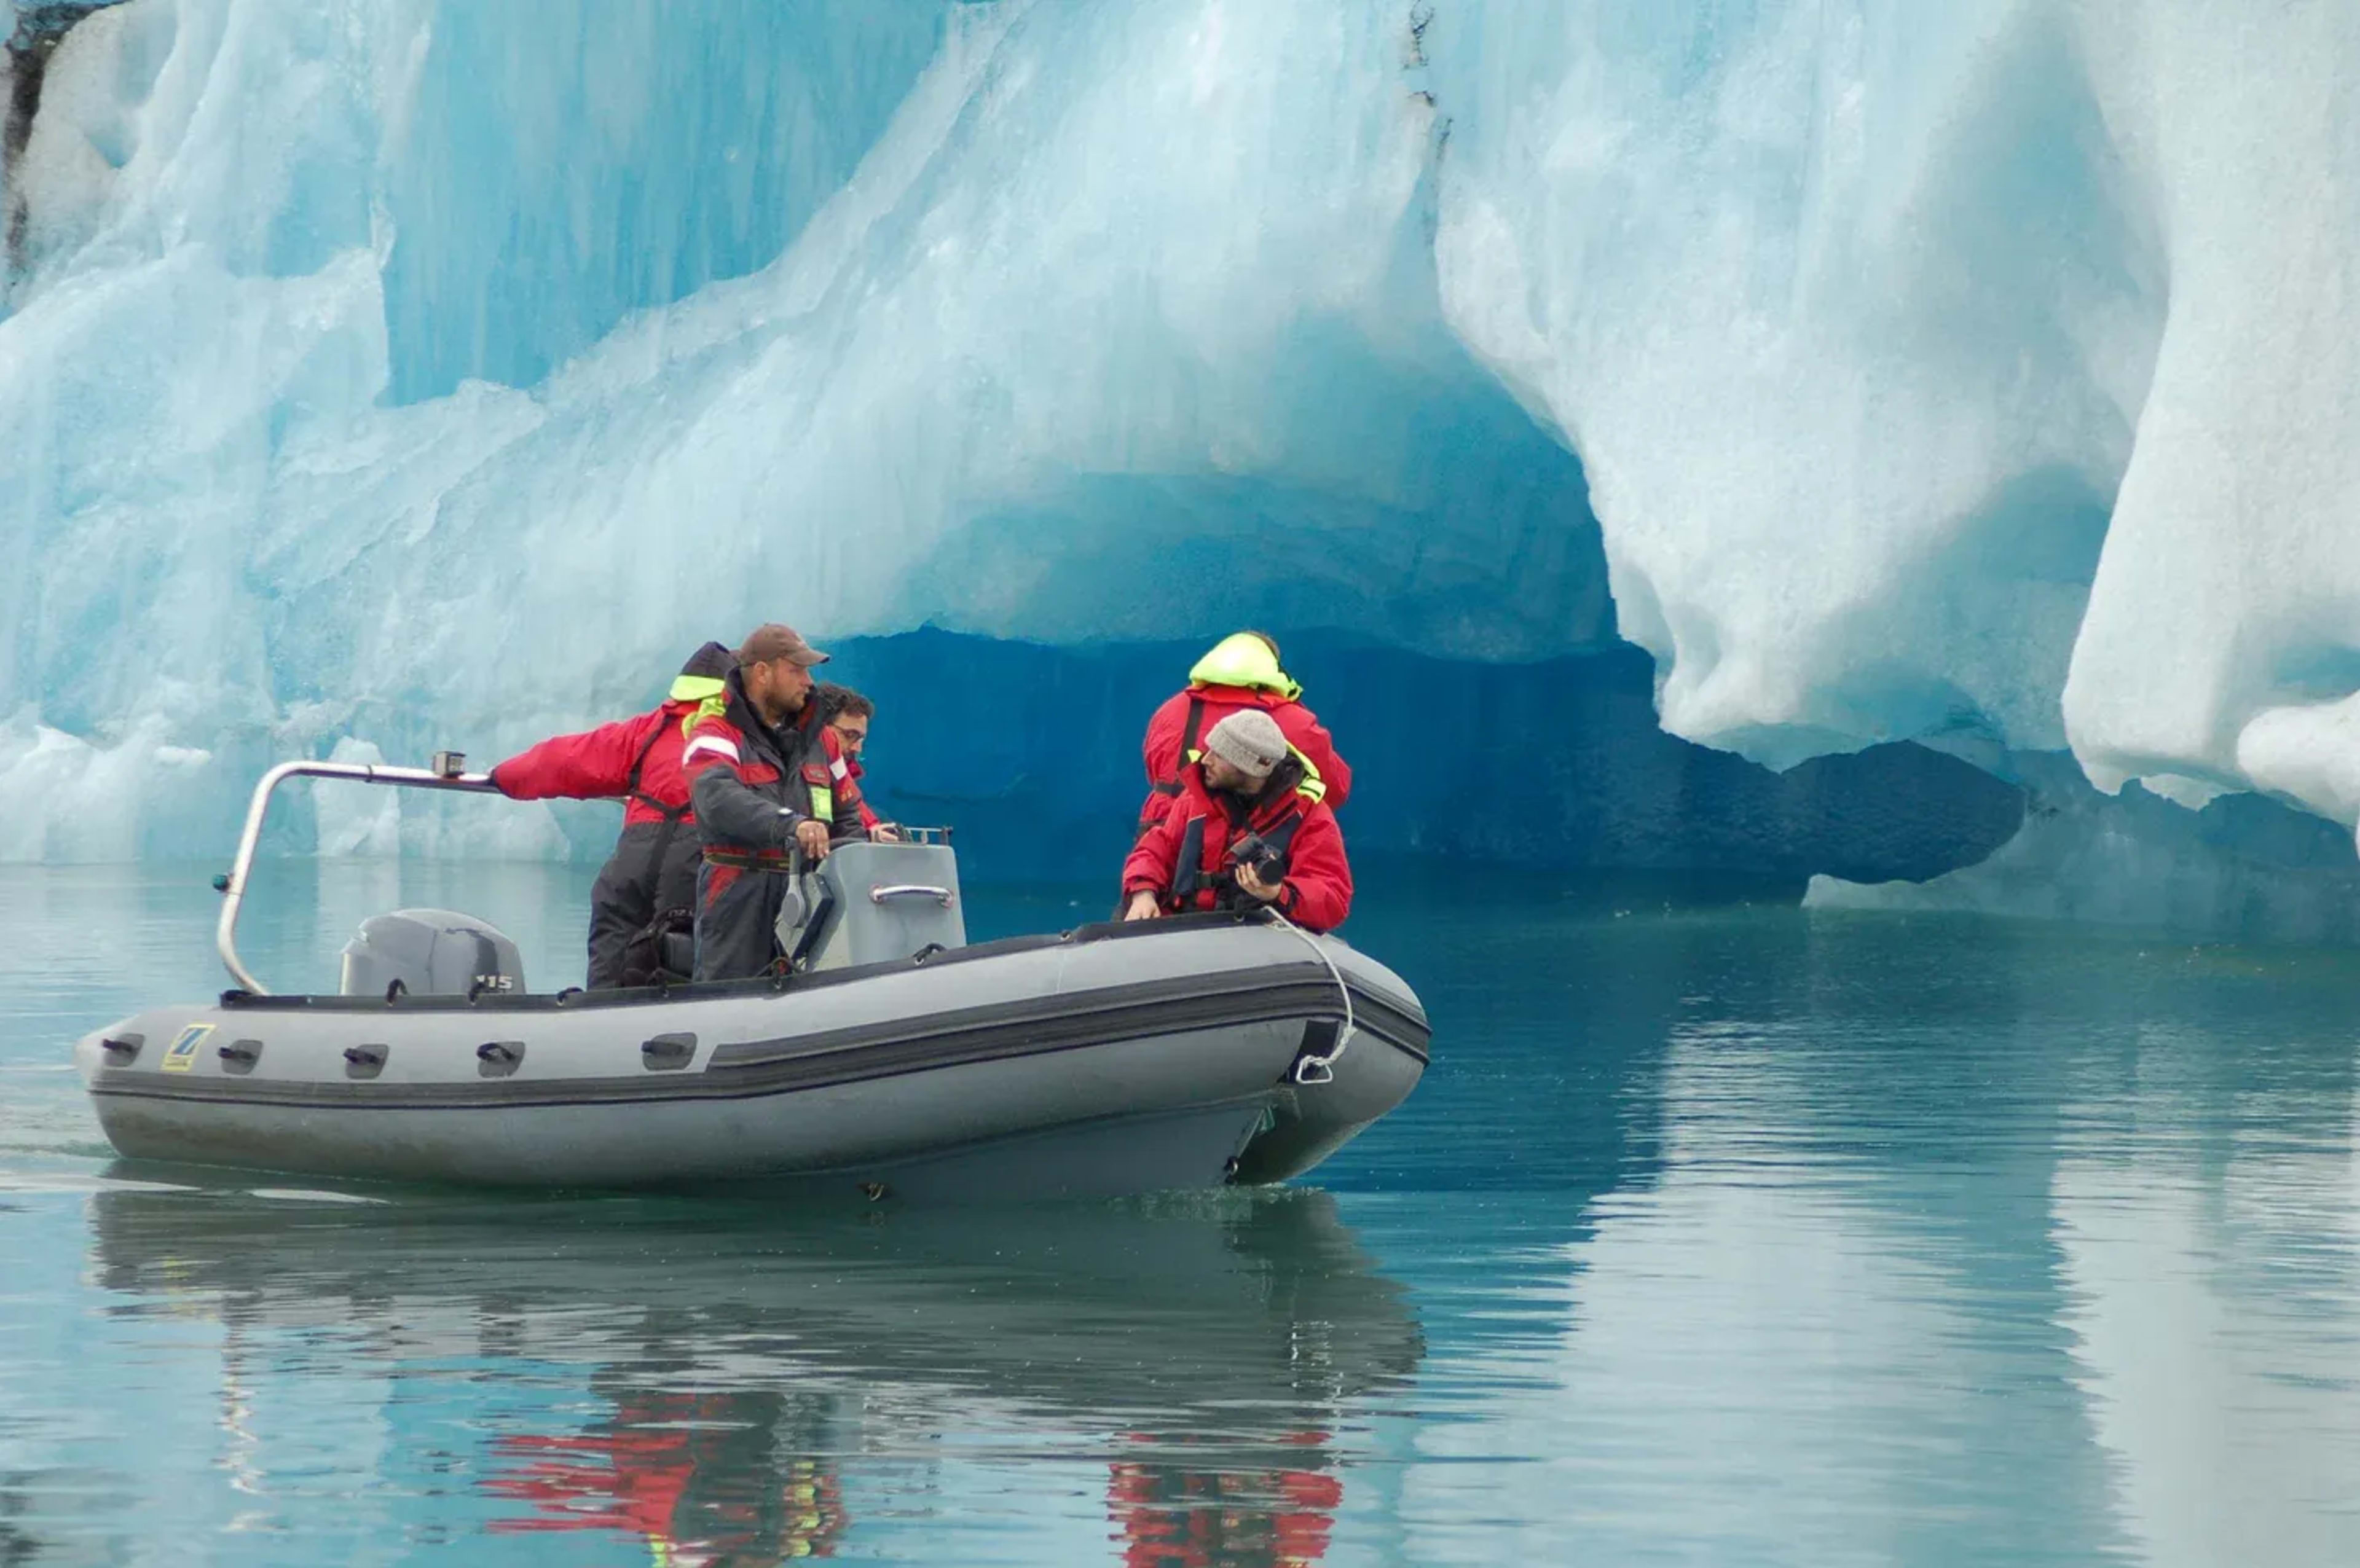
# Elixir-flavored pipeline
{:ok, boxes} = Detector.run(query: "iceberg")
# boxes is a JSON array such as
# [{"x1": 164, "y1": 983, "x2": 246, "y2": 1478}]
[
  {"x1": 1, "y1": 0, "x2": 2356, "y2": 920},
  {"x1": 1430, "y1": 2, "x2": 2158, "y2": 771},
  {"x1": 0, "y1": 0, "x2": 1603, "y2": 862}
]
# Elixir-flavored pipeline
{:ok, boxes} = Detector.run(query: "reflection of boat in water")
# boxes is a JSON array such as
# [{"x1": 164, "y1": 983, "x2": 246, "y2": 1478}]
[
  {"x1": 88, "y1": 1185, "x2": 1420, "y2": 1422},
  {"x1": 76, "y1": 762, "x2": 1429, "y2": 1199},
  {"x1": 88, "y1": 1185, "x2": 1422, "y2": 1564}
]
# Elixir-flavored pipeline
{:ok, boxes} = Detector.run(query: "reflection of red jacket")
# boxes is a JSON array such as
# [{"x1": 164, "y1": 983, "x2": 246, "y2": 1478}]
[
  {"x1": 1109, "y1": 1435, "x2": 1341, "y2": 1568},
  {"x1": 1139, "y1": 688, "x2": 1350, "y2": 833},
  {"x1": 1123, "y1": 764, "x2": 1352, "y2": 931},
  {"x1": 486, "y1": 1425, "x2": 696, "y2": 1540},
  {"x1": 486, "y1": 1392, "x2": 846, "y2": 1559},
  {"x1": 491, "y1": 701, "x2": 699, "y2": 827}
]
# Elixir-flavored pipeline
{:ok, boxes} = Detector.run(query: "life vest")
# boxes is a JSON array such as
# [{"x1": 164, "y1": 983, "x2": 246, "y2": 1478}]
[
  {"x1": 1139, "y1": 633, "x2": 1337, "y2": 833},
  {"x1": 1187, "y1": 632, "x2": 1303, "y2": 701},
  {"x1": 625, "y1": 672, "x2": 726, "y2": 823}
]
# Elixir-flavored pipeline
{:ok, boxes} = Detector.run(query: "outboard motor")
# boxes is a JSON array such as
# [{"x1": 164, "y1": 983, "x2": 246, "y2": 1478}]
[
  {"x1": 776, "y1": 841, "x2": 966, "y2": 971},
  {"x1": 339, "y1": 909, "x2": 526, "y2": 998}
]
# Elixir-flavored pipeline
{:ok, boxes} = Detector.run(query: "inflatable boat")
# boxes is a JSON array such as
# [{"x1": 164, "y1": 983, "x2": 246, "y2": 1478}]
[{"x1": 73, "y1": 760, "x2": 1429, "y2": 1199}]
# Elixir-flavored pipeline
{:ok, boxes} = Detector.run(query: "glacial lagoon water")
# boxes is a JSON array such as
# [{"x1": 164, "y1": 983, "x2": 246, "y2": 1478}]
[{"x1": 4, "y1": 859, "x2": 2358, "y2": 1565}]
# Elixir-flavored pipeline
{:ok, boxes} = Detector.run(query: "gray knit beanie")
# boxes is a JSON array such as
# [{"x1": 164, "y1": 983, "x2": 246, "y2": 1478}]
[{"x1": 1203, "y1": 710, "x2": 1289, "y2": 779}]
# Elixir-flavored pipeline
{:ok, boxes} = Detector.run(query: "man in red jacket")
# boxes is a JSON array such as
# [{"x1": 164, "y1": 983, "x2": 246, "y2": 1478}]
[
  {"x1": 490, "y1": 641, "x2": 733, "y2": 989},
  {"x1": 1123, "y1": 710, "x2": 1353, "y2": 932},
  {"x1": 814, "y1": 683, "x2": 899, "y2": 841},
  {"x1": 1138, "y1": 632, "x2": 1350, "y2": 836}
]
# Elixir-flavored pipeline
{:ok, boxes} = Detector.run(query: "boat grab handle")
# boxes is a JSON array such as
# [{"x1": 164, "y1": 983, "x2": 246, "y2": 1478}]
[
  {"x1": 212, "y1": 760, "x2": 500, "y2": 995},
  {"x1": 870, "y1": 885, "x2": 954, "y2": 907},
  {"x1": 1262, "y1": 907, "x2": 1358, "y2": 1085}
]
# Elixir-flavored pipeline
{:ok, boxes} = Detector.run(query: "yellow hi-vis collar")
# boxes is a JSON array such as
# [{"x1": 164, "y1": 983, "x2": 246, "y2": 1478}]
[
  {"x1": 1290, "y1": 745, "x2": 1326, "y2": 802},
  {"x1": 1186, "y1": 633, "x2": 1300, "y2": 700},
  {"x1": 679, "y1": 690, "x2": 730, "y2": 740}
]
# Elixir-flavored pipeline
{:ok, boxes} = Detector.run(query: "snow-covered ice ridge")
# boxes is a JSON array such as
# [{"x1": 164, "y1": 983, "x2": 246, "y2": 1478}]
[{"x1": 1, "y1": 1, "x2": 2355, "y2": 867}]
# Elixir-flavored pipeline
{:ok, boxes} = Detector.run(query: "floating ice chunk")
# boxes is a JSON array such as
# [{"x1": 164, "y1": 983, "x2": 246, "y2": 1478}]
[
  {"x1": 243, "y1": 1186, "x2": 385, "y2": 1204},
  {"x1": 0, "y1": 708, "x2": 223, "y2": 860},
  {"x1": 1806, "y1": 754, "x2": 2360, "y2": 944}
]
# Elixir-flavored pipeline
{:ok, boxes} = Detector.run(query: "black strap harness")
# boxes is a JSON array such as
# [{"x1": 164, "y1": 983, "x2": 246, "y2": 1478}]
[
  {"x1": 1148, "y1": 696, "x2": 1210, "y2": 802},
  {"x1": 624, "y1": 715, "x2": 695, "y2": 895},
  {"x1": 624, "y1": 719, "x2": 690, "y2": 821},
  {"x1": 1169, "y1": 800, "x2": 1305, "y2": 907}
]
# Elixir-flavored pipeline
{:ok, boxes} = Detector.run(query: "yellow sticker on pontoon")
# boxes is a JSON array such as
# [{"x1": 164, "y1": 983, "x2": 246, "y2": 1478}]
[{"x1": 159, "y1": 1023, "x2": 213, "y2": 1073}]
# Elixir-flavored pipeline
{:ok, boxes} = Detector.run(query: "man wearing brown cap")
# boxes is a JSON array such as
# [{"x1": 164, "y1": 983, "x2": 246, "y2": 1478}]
[
  {"x1": 680, "y1": 623, "x2": 871, "y2": 980},
  {"x1": 1122, "y1": 708, "x2": 1354, "y2": 931}
]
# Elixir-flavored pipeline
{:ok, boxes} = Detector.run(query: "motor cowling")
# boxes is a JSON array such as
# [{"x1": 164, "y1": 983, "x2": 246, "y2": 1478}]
[{"x1": 339, "y1": 909, "x2": 525, "y2": 998}]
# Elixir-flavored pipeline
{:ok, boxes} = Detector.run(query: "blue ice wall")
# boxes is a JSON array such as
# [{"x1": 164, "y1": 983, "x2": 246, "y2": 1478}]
[{"x1": 572, "y1": 627, "x2": 2026, "y2": 889}]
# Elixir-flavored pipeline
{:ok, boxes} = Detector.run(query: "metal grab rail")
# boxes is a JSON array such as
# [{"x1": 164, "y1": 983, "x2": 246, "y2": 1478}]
[
  {"x1": 869, "y1": 884, "x2": 955, "y2": 907},
  {"x1": 213, "y1": 760, "x2": 500, "y2": 995}
]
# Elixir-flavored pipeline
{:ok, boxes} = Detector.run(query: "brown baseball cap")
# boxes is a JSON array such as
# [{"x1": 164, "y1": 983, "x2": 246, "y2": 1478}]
[{"x1": 736, "y1": 623, "x2": 830, "y2": 667}]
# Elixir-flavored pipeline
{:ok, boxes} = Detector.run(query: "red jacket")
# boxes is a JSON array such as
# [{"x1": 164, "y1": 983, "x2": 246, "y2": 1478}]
[
  {"x1": 490, "y1": 702, "x2": 700, "y2": 825},
  {"x1": 1123, "y1": 762, "x2": 1353, "y2": 931},
  {"x1": 847, "y1": 755, "x2": 882, "y2": 833},
  {"x1": 1139, "y1": 687, "x2": 1350, "y2": 833}
]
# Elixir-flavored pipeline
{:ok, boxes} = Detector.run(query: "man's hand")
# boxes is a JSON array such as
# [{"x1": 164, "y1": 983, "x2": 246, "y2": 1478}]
[
  {"x1": 868, "y1": 823, "x2": 903, "y2": 843},
  {"x1": 1123, "y1": 890, "x2": 1162, "y2": 922},
  {"x1": 1234, "y1": 861, "x2": 1283, "y2": 904},
  {"x1": 795, "y1": 818, "x2": 832, "y2": 861}
]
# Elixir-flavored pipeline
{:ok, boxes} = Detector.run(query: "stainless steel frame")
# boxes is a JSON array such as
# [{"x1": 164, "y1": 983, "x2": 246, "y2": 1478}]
[{"x1": 213, "y1": 761, "x2": 498, "y2": 995}]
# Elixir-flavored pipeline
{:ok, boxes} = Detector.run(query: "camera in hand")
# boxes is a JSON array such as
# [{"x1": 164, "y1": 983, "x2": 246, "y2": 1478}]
[{"x1": 1228, "y1": 831, "x2": 1287, "y2": 885}]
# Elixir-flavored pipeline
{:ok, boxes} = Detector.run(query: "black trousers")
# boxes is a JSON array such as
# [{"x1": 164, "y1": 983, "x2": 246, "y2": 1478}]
[
  {"x1": 692, "y1": 860, "x2": 790, "y2": 982},
  {"x1": 584, "y1": 819, "x2": 699, "y2": 989}
]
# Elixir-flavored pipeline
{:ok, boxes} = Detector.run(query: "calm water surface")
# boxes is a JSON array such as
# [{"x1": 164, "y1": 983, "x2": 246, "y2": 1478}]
[{"x1": 3, "y1": 860, "x2": 2358, "y2": 1565}]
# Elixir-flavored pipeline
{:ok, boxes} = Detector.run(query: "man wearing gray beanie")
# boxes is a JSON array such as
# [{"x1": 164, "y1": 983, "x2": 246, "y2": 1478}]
[{"x1": 1121, "y1": 709, "x2": 1354, "y2": 931}]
